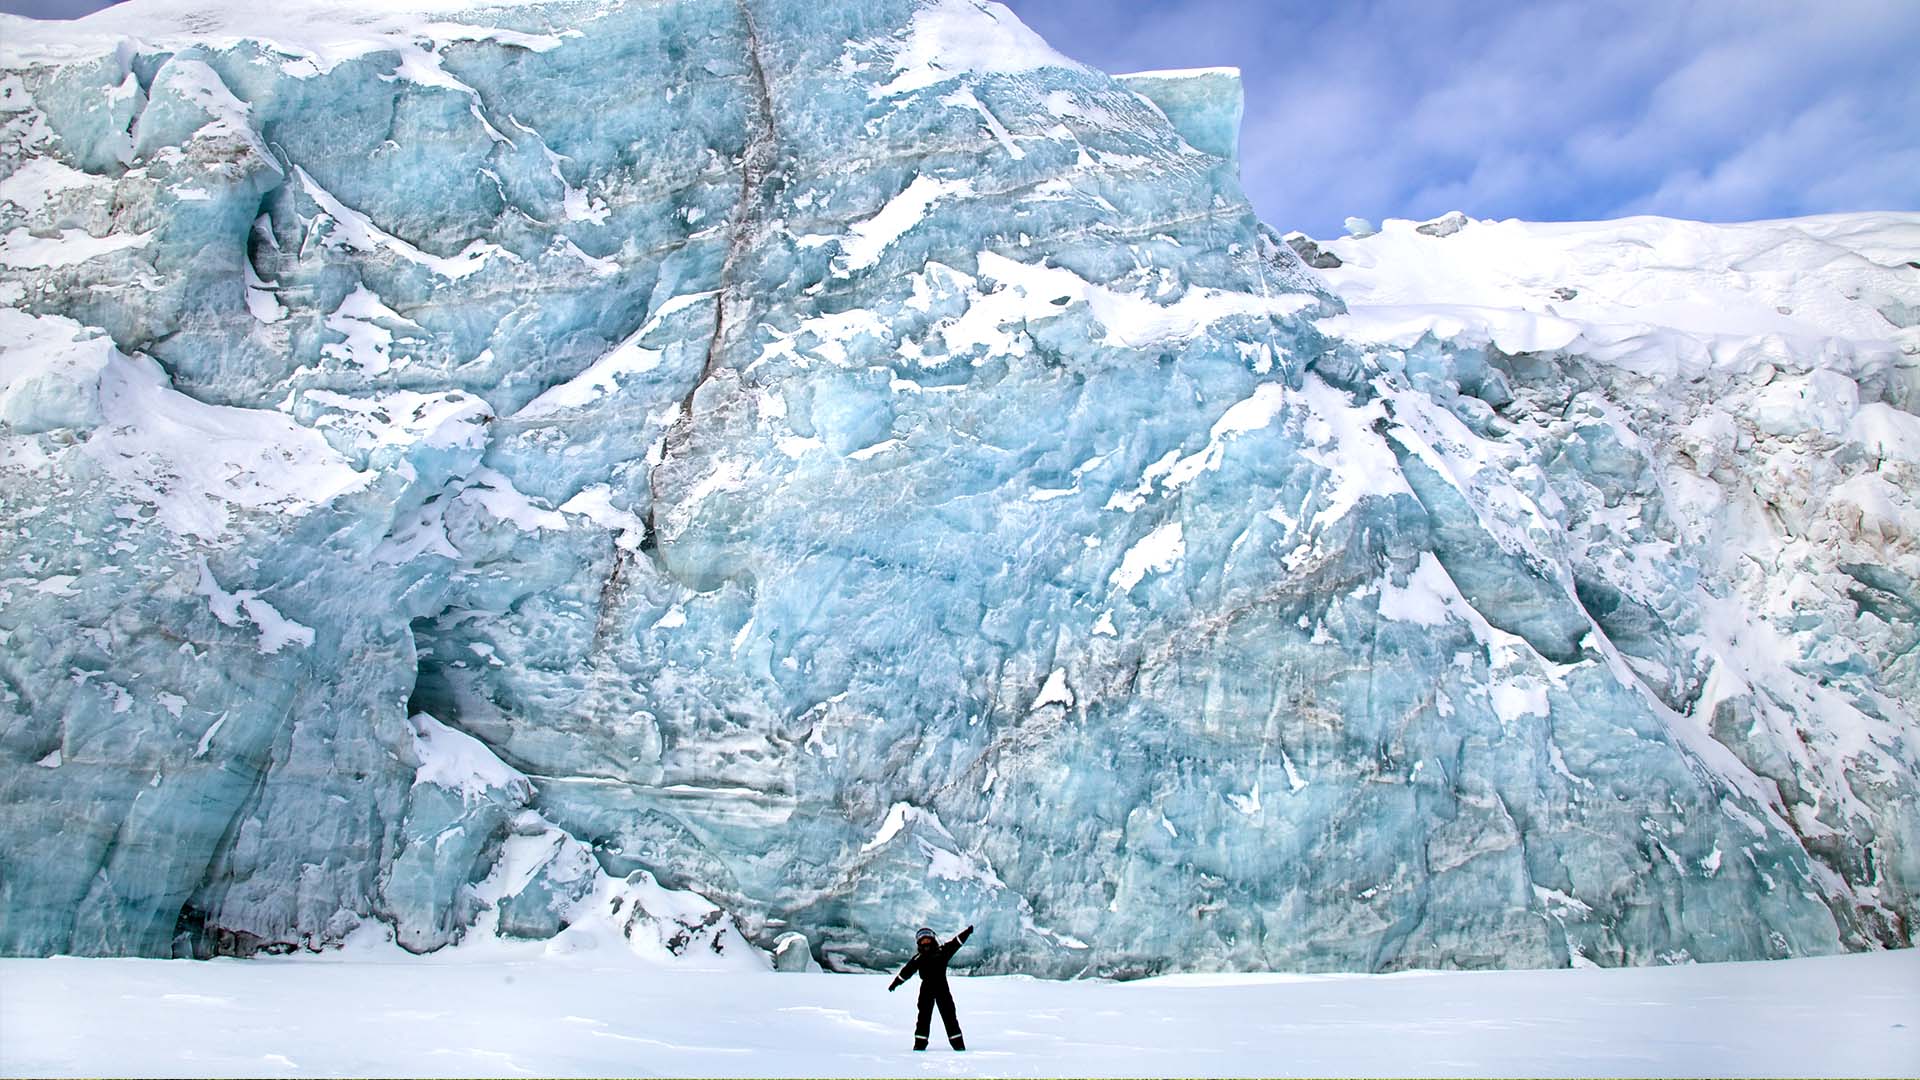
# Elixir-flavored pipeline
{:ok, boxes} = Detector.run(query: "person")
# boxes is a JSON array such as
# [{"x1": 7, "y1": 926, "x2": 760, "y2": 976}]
[{"x1": 887, "y1": 924, "x2": 972, "y2": 1051}]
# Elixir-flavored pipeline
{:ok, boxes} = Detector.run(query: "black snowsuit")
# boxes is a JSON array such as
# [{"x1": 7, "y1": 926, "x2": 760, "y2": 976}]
[{"x1": 889, "y1": 926, "x2": 971, "y2": 1050}]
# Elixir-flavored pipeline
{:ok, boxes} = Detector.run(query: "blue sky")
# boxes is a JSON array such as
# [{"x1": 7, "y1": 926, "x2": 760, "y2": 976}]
[
  {"x1": 6, "y1": 0, "x2": 1917, "y2": 236},
  {"x1": 1010, "y1": 0, "x2": 1920, "y2": 235}
]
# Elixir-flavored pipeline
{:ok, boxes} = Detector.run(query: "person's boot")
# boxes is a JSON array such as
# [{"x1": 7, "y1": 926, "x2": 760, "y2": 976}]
[
  {"x1": 950, "y1": 1034, "x2": 967, "y2": 1052},
  {"x1": 913, "y1": 1037, "x2": 928, "y2": 1052}
]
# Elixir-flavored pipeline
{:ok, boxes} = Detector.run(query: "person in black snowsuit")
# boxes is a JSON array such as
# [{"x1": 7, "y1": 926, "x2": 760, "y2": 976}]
[{"x1": 888, "y1": 925, "x2": 972, "y2": 1051}]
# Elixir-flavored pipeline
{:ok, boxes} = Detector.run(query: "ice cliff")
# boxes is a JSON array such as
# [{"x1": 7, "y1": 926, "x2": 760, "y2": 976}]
[{"x1": 1, "y1": 0, "x2": 1915, "y2": 975}]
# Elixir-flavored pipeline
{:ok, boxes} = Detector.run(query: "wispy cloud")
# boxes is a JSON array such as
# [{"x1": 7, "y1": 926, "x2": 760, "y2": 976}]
[
  {"x1": 1010, "y1": 0, "x2": 1920, "y2": 235},
  {"x1": 0, "y1": 0, "x2": 114, "y2": 17}
]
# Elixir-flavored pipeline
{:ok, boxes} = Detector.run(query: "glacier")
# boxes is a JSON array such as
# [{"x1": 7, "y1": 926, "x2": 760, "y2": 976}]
[{"x1": 0, "y1": 0, "x2": 1915, "y2": 977}]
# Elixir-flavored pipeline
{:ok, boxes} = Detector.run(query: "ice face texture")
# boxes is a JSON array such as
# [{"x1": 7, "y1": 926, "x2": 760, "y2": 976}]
[{"x1": 1, "y1": 0, "x2": 1915, "y2": 973}]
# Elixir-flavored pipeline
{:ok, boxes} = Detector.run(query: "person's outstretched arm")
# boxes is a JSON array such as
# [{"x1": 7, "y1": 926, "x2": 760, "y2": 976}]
[
  {"x1": 943, "y1": 925, "x2": 974, "y2": 957},
  {"x1": 887, "y1": 954, "x2": 921, "y2": 992}
]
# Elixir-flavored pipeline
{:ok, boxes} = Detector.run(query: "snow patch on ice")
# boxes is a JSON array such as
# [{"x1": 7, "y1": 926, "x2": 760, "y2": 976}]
[
  {"x1": 0, "y1": 226, "x2": 149, "y2": 268},
  {"x1": 1032, "y1": 667, "x2": 1073, "y2": 711},
  {"x1": 870, "y1": 0, "x2": 1082, "y2": 97},
  {"x1": 1110, "y1": 521, "x2": 1184, "y2": 591},
  {"x1": 193, "y1": 559, "x2": 314, "y2": 654},
  {"x1": 410, "y1": 712, "x2": 530, "y2": 804},
  {"x1": 838, "y1": 174, "x2": 972, "y2": 272}
]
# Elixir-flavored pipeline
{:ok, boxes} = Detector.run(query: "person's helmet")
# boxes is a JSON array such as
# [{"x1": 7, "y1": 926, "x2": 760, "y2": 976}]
[{"x1": 915, "y1": 926, "x2": 937, "y2": 945}]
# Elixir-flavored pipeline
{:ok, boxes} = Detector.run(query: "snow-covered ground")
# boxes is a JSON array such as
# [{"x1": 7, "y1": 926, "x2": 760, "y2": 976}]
[
  {"x1": 3, "y1": 949, "x2": 1916, "y2": 1077},
  {"x1": 1309, "y1": 211, "x2": 1919, "y2": 377}
]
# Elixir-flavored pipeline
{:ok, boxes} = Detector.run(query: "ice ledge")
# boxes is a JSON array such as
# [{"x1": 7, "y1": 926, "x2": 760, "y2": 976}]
[
  {"x1": 1116, "y1": 65, "x2": 1243, "y2": 80},
  {"x1": 1116, "y1": 67, "x2": 1243, "y2": 161}
]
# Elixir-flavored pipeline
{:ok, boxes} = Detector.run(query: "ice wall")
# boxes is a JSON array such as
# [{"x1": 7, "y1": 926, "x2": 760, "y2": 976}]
[{"x1": 0, "y1": 0, "x2": 1913, "y2": 974}]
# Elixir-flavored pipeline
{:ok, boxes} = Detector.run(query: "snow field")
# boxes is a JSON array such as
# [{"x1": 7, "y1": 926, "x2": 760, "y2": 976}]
[
  {"x1": 3, "y1": 0, "x2": 1917, "y2": 999},
  {"x1": 2, "y1": 950, "x2": 1916, "y2": 1078}
]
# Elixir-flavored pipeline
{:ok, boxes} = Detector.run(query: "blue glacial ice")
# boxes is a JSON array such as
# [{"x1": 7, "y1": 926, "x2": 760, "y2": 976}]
[{"x1": 0, "y1": 0, "x2": 1915, "y2": 975}]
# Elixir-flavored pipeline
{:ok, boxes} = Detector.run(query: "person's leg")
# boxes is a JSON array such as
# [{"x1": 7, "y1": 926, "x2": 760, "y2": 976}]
[
  {"x1": 913, "y1": 992, "x2": 932, "y2": 1050},
  {"x1": 937, "y1": 988, "x2": 965, "y2": 1050}
]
